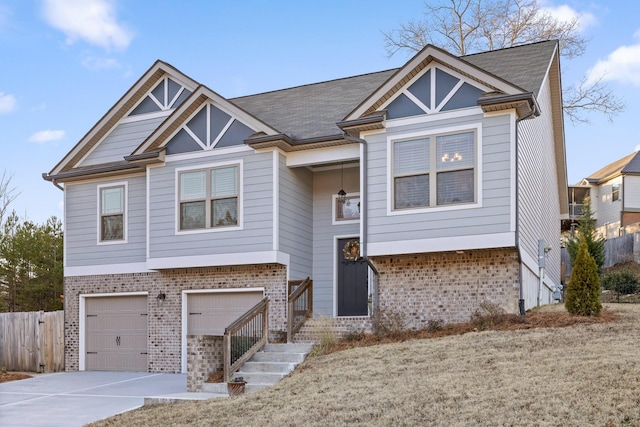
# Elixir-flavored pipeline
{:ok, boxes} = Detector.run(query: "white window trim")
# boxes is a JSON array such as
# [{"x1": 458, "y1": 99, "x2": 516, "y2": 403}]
[
  {"x1": 386, "y1": 123, "x2": 482, "y2": 216},
  {"x1": 174, "y1": 159, "x2": 244, "y2": 235},
  {"x1": 96, "y1": 181, "x2": 128, "y2": 245},
  {"x1": 332, "y1": 193, "x2": 361, "y2": 225}
]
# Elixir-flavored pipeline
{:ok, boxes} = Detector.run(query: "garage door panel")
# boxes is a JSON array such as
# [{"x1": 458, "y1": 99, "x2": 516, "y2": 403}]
[
  {"x1": 187, "y1": 291, "x2": 262, "y2": 335},
  {"x1": 85, "y1": 295, "x2": 148, "y2": 372}
]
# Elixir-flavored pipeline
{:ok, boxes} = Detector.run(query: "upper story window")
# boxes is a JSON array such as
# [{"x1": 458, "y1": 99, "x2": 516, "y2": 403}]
[
  {"x1": 333, "y1": 194, "x2": 360, "y2": 224},
  {"x1": 612, "y1": 184, "x2": 620, "y2": 202},
  {"x1": 99, "y1": 184, "x2": 126, "y2": 242},
  {"x1": 179, "y1": 164, "x2": 239, "y2": 231},
  {"x1": 392, "y1": 130, "x2": 476, "y2": 210}
]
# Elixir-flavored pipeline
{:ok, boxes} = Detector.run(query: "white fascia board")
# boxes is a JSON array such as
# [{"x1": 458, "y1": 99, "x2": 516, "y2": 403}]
[
  {"x1": 65, "y1": 262, "x2": 153, "y2": 277},
  {"x1": 286, "y1": 144, "x2": 360, "y2": 167},
  {"x1": 367, "y1": 232, "x2": 516, "y2": 256},
  {"x1": 146, "y1": 251, "x2": 290, "y2": 270}
]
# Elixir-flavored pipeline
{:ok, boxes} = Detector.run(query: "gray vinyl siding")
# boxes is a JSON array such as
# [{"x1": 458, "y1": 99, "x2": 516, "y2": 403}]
[
  {"x1": 148, "y1": 150, "x2": 274, "y2": 259},
  {"x1": 367, "y1": 111, "x2": 513, "y2": 245},
  {"x1": 278, "y1": 153, "x2": 313, "y2": 281},
  {"x1": 81, "y1": 117, "x2": 167, "y2": 166},
  {"x1": 595, "y1": 177, "x2": 623, "y2": 226},
  {"x1": 624, "y1": 176, "x2": 640, "y2": 210},
  {"x1": 517, "y1": 76, "x2": 561, "y2": 290},
  {"x1": 312, "y1": 167, "x2": 360, "y2": 316},
  {"x1": 65, "y1": 176, "x2": 147, "y2": 267}
]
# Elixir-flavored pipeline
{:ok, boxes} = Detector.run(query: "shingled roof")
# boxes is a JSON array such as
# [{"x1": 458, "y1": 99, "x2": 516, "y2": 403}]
[
  {"x1": 229, "y1": 40, "x2": 557, "y2": 141},
  {"x1": 585, "y1": 151, "x2": 640, "y2": 184}
]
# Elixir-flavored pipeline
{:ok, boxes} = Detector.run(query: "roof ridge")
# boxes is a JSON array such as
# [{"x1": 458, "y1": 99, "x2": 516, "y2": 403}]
[
  {"x1": 462, "y1": 39, "x2": 557, "y2": 58},
  {"x1": 230, "y1": 68, "x2": 399, "y2": 101}
]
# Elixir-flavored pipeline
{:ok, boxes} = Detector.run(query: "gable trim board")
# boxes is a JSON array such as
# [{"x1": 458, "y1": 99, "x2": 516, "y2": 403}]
[{"x1": 49, "y1": 61, "x2": 199, "y2": 176}]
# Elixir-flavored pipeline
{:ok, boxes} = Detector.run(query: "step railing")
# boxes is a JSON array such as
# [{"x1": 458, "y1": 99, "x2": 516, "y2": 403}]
[
  {"x1": 223, "y1": 297, "x2": 269, "y2": 382},
  {"x1": 287, "y1": 277, "x2": 313, "y2": 342}
]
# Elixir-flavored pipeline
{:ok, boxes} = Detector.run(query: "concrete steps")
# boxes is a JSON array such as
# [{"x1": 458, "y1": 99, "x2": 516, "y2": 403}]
[{"x1": 200, "y1": 343, "x2": 314, "y2": 396}]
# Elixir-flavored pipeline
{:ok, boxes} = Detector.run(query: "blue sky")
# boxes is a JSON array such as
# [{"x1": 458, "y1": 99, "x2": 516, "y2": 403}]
[{"x1": 1, "y1": 0, "x2": 640, "y2": 224}]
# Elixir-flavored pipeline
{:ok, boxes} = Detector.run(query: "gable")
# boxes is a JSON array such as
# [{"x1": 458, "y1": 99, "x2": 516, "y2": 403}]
[
  {"x1": 129, "y1": 76, "x2": 192, "y2": 116},
  {"x1": 383, "y1": 65, "x2": 487, "y2": 120},
  {"x1": 165, "y1": 102, "x2": 255, "y2": 155}
]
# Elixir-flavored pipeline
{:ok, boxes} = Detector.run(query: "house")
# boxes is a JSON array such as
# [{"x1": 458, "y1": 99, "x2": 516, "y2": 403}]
[
  {"x1": 43, "y1": 40, "x2": 567, "y2": 374},
  {"x1": 567, "y1": 150, "x2": 640, "y2": 239}
]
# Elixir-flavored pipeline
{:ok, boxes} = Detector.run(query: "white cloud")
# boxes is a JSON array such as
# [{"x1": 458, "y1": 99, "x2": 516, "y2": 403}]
[
  {"x1": 29, "y1": 129, "x2": 66, "y2": 144},
  {"x1": 539, "y1": 3, "x2": 597, "y2": 32},
  {"x1": 81, "y1": 55, "x2": 121, "y2": 71},
  {"x1": 587, "y1": 39, "x2": 640, "y2": 87},
  {"x1": 42, "y1": 0, "x2": 134, "y2": 50},
  {"x1": 0, "y1": 92, "x2": 16, "y2": 114}
]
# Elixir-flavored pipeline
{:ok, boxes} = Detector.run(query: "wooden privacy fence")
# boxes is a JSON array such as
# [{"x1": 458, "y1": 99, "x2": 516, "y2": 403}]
[{"x1": 0, "y1": 310, "x2": 64, "y2": 372}]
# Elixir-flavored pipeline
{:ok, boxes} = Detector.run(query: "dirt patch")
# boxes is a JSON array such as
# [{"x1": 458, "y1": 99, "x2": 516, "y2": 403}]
[{"x1": 0, "y1": 372, "x2": 32, "y2": 383}]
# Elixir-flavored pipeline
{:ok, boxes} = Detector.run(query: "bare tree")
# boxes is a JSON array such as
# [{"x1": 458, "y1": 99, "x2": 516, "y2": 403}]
[
  {"x1": 382, "y1": 0, "x2": 624, "y2": 124},
  {"x1": 0, "y1": 171, "x2": 19, "y2": 227}
]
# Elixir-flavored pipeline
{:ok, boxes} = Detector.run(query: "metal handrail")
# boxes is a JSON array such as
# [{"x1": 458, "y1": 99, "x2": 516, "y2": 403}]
[
  {"x1": 223, "y1": 297, "x2": 269, "y2": 382},
  {"x1": 287, "y1": 277, "x2": 313, "y2": 342}
]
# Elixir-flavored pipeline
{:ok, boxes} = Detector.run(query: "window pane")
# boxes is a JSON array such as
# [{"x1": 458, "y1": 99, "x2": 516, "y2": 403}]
[
  {"x1": 211, "y1": 166, "x2": 238, "y2": 197},
  {"x1": 180, "y1": 171, "x2": 206, "y2": 201},
  {"x1": 212, "y1": 198, "x2": 238, "y2": 227},
  {"x1": 336, "y1": 196, "x2": 360, "y2": 221},
  {"x1": 437, "y1": 169, "x2": 474, "y2": 205},
  {"x1": 180, "y1": 201, "x2": 206, "y2": 229},
  {"x1": 436, "y1": 132, "x2": 474, "y2": 171},
  {"x1": 101, "y1": 187, "x2": 123, "y2": 214},
  {"x1": 101, "y1": 214, "x2": 123, "y2": 240},
  {"x1": 394, "y1": 139, "x2": 429, "y2": 175},
  {"x1": 394, "y1": 175, "x2": 429, "y2": 209}
]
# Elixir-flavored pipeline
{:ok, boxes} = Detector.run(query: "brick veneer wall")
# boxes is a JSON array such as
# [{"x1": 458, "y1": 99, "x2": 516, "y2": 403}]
[
  {"x1": 371, "y1": 248, "x2": 520, "y2": 327},
  {"x1": 64, "y1": 264, "x2": 286, "y2": 373},
  {"x1": 187, "y1": 335, "x2": 222, "y2": 392}
]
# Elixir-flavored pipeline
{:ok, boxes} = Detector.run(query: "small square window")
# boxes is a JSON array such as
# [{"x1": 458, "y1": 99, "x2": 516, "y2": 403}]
[{"x1": 335, "y1": 195, "x2": 360, "y2": 222}]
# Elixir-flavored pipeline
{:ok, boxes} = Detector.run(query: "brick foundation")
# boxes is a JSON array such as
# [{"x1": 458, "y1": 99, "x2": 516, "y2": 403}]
[
  {"x1": 64, "y1": 264, "x2": 286, "y2": 373},
  {"x1": 187, "y1": 335, "x2": 223, "y2": 392},
  {"x1": 372, "y1": 248, "x2": 520, "y2": 327}
]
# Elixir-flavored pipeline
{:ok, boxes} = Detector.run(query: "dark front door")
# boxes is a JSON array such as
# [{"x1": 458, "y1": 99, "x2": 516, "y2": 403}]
[{"x1": 337, "y1": 238, "x2": 369, "y2": 316}]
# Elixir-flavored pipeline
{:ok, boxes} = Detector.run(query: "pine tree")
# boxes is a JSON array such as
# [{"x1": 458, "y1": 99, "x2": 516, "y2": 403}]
[
  {"x1": 565, "y1": 239, "x2": 602, "y2": 316},
  {"x1": 566, "y1": 197, "x2": 605, "y2": 271}
]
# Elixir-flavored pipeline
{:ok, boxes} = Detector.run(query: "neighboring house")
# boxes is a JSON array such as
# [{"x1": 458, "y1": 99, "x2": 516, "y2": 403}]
[
  {"x1": 43, "y1": 40, "x2": 567, "y2": 374},
  {"x1": 568, "y1": 151, "x2": 640, "y2": 239}
]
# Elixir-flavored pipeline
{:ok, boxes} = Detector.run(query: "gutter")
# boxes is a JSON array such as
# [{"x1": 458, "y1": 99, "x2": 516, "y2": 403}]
[
  {"x1": 515, "y1": 105, "x2": 540, "y2": 315},
  {"x1": 341, "y1": 132, "x2": 380, "y2": 313}
]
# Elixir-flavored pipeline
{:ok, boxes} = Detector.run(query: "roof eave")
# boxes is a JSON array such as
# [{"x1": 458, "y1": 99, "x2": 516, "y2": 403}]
[{"x1": 43, "y1": 162, "x2": 144, "y2": 183}]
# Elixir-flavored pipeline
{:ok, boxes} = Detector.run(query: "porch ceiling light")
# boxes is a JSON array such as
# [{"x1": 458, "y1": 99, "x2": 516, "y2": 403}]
[{"x1": 337, "y1": 162, "x2": 347, "y2": 203}]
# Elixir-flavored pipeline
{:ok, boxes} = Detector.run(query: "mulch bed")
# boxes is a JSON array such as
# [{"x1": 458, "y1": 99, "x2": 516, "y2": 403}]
[{"x1": 0, "y1": 372, "x2": 32, "y2": 383}]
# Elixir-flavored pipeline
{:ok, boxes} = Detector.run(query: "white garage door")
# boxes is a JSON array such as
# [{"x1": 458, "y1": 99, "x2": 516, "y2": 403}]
[
  {"x1": 85, "y1": 295, "x2": 148, "y2": 371},
  {"x1": 187, "y1": 291, "x2": 262, "y2": 335}
]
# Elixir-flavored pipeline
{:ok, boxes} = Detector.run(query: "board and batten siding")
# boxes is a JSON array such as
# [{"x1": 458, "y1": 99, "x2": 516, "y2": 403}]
[
  {"x1": 312, "y1": 167, "x2": 360, "y2": 316},
  {"x1": 366, "y1": 111, "x2": 513, "y2": 245},
  {"x1": 516, "y1": 75, "x2": 561, "y2": 302},
  {"x1": 65, "y1": 176, "x2": 147, "y2": 267},
  {"x1": 278, "y1": 152, "x2": 313, "y2": 281},
  {"x1": 148, "y1": 150, "x2": 274, "y2": 259},
  {"x1": 80, "y1": 116, "x2": 167, "y2": 167},
  {"x1": 624, "y1": 175, "x2": 640, "y2": 211}
]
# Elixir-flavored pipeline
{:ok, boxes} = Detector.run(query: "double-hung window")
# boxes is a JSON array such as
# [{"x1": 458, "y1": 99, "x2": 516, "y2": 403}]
[
  {"x1": 99, "y1": 185, "x2": 125, "y2": 241},
  {"x1": 179, "y1": 164, "x2": 239, "y2": 231},
  {"x1": 393, "y1": 130, "x2": 476, "y2": 210}
]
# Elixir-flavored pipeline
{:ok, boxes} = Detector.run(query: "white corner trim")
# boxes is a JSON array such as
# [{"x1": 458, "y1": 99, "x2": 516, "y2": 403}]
[
  {"x1": 273, "y1": 151, "x2": 279, "y2": 251},
  {"x1": 65, "y1": 262, "x2": 153, "y2": 277},
  {"x1": 146, "y1": 251, "x2": 290, "y2": 270},
  {"x1": 367, "y1": 232, "x2": 516, "y2": 256}
]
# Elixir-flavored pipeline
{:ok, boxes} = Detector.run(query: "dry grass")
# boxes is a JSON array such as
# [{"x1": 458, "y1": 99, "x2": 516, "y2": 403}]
[{"x1": 92, "y1": 304, "x2": 640, "y2": 427}]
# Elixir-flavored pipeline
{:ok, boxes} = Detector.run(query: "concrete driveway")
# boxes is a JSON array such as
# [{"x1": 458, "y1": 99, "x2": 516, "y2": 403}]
[{"x1": 0, "y1": 371, "x2": 191, "y2": 427}]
